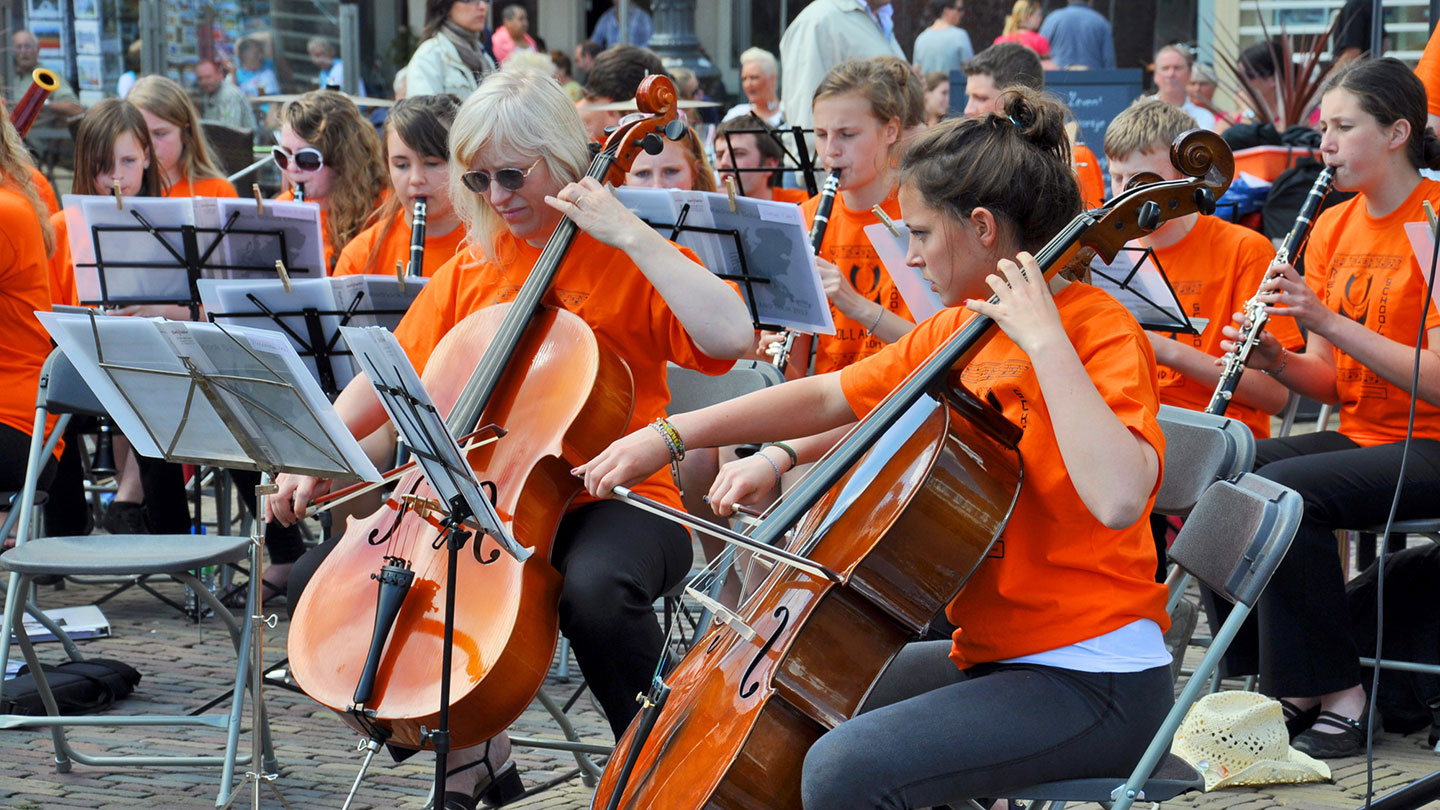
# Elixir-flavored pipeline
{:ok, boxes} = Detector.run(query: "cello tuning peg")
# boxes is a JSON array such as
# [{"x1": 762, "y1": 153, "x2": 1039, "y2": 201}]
[
  {"x1": 1193, "y1": 187, "x2": 1216, "y2": 217},
  {"x1": 664, "y1": 119, "x2": 688, "y2": 141},
  {"x1": 640, "y1": 132, "x2": 665, "y2": 155},
  {"x1": 1137, "y1": 200, "x2": 1162, "y2": 233}
]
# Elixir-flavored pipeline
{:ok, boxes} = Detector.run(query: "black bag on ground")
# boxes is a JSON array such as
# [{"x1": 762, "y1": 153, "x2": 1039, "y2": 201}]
[
  {"x1": 1261, "y1": 157, "x2": 1356, "y2": 258},
  {"x1": 0, "y1": 658, "x2": 141, "y2": 715},
  {"x1": 1347, "y1": 543, "x2": 1440, "y2": 743}
]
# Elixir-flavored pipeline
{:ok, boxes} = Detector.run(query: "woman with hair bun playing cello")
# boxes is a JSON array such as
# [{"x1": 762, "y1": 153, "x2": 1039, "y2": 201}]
[{"x1": 579, "y1": 86, "x2": 1175, "y2": 809}]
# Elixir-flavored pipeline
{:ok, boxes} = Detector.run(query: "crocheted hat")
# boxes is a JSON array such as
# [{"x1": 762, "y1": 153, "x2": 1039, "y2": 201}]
[{"x1": 1172, "y1": 691, "x2": 1332, "y2": 790}]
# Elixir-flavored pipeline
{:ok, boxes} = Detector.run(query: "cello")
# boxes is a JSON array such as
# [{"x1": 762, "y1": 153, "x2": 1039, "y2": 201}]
[
  {"x1": 590, "y1": 130, "x2": 1234, "y2": 810},
  {"x1": 287, "y1": 76, "x2": 690, "y2": 751}
]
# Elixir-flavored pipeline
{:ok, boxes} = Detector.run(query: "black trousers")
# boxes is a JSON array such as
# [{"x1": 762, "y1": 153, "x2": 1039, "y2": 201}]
[
  {"x1": 1213, "y1": 431, "x2": 1440, "y2": 697},
  {"x1": 802, "y1": 640, "x2": 1174, "y2": 809},
  {"x1": 0, "y1": 422, "x2": 55, "y2": 495},
  {"x1": 288, "y1": 498, "x2": 691, "y2": 740}
]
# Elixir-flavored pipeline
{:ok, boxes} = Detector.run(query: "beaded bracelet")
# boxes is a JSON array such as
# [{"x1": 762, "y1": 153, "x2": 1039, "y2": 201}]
[
  {"x1": 769, "y1": 441, "x2": 798, "y2": 469},
  {"x1": 1263, "y1": 346, "x2": 1289, "y2": 378},
  {"x1": 650, "y1": 417, "x2": 686, "y2": 495},
  {"x1": 757, "y1": 448, "x2": 783, "y2": 489}
]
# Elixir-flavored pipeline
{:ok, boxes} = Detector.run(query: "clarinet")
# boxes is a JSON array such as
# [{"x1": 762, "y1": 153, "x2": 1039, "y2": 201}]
[
  {"x1": 294, "y1": 182, "x2": 306, "y2": 203},
  {"x1": 772, "y1": 172, "x2": 842, "y2": 370},
  {"x1": 407, "y1": 196, "x2": 427, "y2": 277},
  {"x1": 1206, "y1": 167, "x2": 1334, "y2": 415}
]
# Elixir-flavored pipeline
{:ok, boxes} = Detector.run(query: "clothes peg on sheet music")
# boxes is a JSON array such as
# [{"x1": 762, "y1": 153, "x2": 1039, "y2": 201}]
[
  {"x1": 252, "y1": 184, "x2": 266, "y2": 216},
  {"x1": 395, "y1": 260, "x2": 406, "y2": 293},
  {"x1": 1425, "y1": 200, "x2": 1437, "y2": 234},
  {"x1": 724, "y1": 175, "x2": 738, "y2": 212},
  {"x1": 275, "y1": 259, "x2": 292, "y2": 294},
  {"x1": 871, "y1": 204, "x2": 900, "y2": 237},
  {"x1": 113, "y1": 180, "x2": 123, "y2": 210}
]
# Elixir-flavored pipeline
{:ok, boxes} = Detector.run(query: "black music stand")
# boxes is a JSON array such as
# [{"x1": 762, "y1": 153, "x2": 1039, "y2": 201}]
[
  {"x1": 715, "y1": 121, "x2": 821, "y2": 195},
  {"x1": 1089, "y1": 244, "x2": 1203, "y2": 335},
  {"x1": 338, "y1": 325, "x2": 528, "y2": 808},
  {"x1": 39, "y1": 310, "x2": 382, "y2": 810}
]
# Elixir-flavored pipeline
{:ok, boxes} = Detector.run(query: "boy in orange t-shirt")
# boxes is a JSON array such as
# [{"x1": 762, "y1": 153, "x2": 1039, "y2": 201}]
[{"x1": 1104, "y1": 98, "x2": 1301, "y2": 442}]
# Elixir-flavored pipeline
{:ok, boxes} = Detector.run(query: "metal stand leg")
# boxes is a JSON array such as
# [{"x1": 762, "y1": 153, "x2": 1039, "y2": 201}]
[
  {"x1": 341, "y1": 737, "x2": 384, "y2": 810},
  {"x1": 217, "y1": 475, "x2": 292, "y2": 810}
]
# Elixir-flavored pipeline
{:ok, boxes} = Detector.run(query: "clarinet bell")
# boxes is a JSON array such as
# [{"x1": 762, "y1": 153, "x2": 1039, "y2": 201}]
[{"x1": 90, "y1": 418, "x2": 118, "y2": 477}]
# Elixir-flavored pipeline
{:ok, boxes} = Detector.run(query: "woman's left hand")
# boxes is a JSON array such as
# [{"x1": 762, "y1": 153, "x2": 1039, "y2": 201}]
[
  {"x1": 964, "y1": 251, "x2": 1066, "y2": 357},
  {"x1": 573, "y1": 426, "x2": 672, "y2": 499},
  {"x1": 545, "y1": 176, "x2": 647, "y2": 251}
]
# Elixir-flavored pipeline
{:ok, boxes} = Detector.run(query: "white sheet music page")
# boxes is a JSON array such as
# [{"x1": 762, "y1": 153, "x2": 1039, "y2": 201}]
[{"x1": 340, "y1": 325, "x2": 530, "y2": 562}]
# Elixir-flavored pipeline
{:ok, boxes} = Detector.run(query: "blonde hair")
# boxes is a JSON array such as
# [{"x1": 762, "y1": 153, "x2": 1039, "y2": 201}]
[
  {"x1": 503, "y1": 49, "x2": 555, "y2": 75},
  {"x1": 126, "y1": 74, "x2": 226, "y2": 186},
  {"x1": 448, "y1": 68, "x2": 590, "y2": 263},
  {"x1": 280, "y1": 91, "x2": 387, "y2": 264},
  {"x1": 677, "y1": 124, "x2": 717, "y2": 192},
  {"x1": 1003, "y1": 1, "x2": 1042, "y2": 35},
  {"x1": 72, "y1": 98, "x2": 165, "y2": 197},
  {"x1": 0, "y1": 116, "x2": 54, "y2": 255},
  {"x1": 814, "y1": 57, "x2": 913, "y2": 133},
  {"x1": 1102, "y1": 96, "x2": 1197, "y2": 162}
]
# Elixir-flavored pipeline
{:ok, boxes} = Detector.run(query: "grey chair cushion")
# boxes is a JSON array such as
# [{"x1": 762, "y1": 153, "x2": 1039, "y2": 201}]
[
  {"x1": 1010, "y1": 752, "x2": 1204, "y2": 802},
  {"x1": 0, "y1": 534, "x2": 250, "y2": 576}
]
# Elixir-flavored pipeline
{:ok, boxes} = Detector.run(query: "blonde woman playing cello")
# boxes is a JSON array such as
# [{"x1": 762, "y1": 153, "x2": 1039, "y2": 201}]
[{"x1": 266, "y1": 69, "x2": 751, "y2": 810}]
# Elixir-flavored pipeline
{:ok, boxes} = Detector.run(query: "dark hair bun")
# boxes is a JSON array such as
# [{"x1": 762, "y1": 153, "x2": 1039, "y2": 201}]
[{"x1": 998, "y1": 87, "x2": 1071, "y2": 166}]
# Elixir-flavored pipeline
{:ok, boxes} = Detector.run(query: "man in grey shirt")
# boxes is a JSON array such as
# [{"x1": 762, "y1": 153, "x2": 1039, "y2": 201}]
[
  {"x1": 194, "y1": 59, "x2": 257, "y2": 131},
  {"x1": 1040, "y1": 0, "x2": 1115, "y2": 70},
  {"x1": 913, "y1": 0, "x2": 973, "y2": 75}
]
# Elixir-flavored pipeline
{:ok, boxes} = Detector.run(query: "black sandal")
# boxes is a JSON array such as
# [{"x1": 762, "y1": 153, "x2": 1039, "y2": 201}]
[
  {"x1": 442, "y1": 741, "x2": 526, "y2": 810},
  {"x1": 217, "y1": 578, "x2": 286, "y2": 610},
  {"x1": 1292, "y1": 709, "x2": 1367, "y2": 759},
  {"x1": 1279, "y1": 698, "x2": 1321, "y2": 739}
]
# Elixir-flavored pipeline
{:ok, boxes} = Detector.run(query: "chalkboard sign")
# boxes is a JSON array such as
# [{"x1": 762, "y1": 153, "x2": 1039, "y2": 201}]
[{"x1": 948, "y1": 67, "x2": 1144, "y2": 198}]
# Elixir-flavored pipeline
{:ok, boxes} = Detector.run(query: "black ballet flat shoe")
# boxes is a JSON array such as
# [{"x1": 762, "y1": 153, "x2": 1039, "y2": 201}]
[
  {"x1": 444, "y1": 751, "x2": 525, "y2": 810},
  {"x1": 1291, "y1": 708, "x2": 1368, "y2": 759},
  {"x1": 1279, "y1": 698, "x2": 1322, "y2": 739}
]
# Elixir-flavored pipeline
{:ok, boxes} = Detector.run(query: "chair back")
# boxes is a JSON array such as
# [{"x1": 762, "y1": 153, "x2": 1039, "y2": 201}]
[
  {"x1": 1154, "y1": 405, "x2": 1255, "y2": 517},
  {"x1": 40, "y1": 350, "x2": 109, "y2": 419},
  {"x1": 200, "y1": 122, "x2": 256, "y2": 178},
  {"x1": 665, "y1": 361, "x2": 785, "y2": 416},
  {"x1": 1168, "y1": 472, "x2": 1301, "y2": 609}
]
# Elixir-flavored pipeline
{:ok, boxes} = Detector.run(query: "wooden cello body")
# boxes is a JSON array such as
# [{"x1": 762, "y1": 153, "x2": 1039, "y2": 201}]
[
  {"x1": 590, "y1": 129, "x2": 1235, "y2": 810},
  {"x1": 289, "y1": 305, "x2": 634, "y2": 748}
]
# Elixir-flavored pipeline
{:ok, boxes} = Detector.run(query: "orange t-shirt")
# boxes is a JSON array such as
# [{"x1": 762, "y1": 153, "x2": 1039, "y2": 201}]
[
  {"x1": 394, "y1": 231, "x2": 738, "y2": 512},
  {"x1": 47, "y1": 211, "x2": 77, "y2": 308},
  {"x1": 1304, "y1": 178, "x2": 1440, "y2": 446},
  {"x1": 165, "y1": 175, "x2": 239, "y2": 198},
  {"x1": 1074, "y1": 143, "x2": 1106, "y2": 210},
  {"x1": 333, "y1": 208, "x2": 468, "y2": 278},
  {"x1": 1150, "y1": 214, "x2": 1305, "y2": 439},
  {"x1": 1417, "y1": 28, "x2": 1440, "y2": 118},
  {"x1": 275, "y1": 189, "x2": 333, "y2": 272},
  {"x1": 769, "y1": 187, "x2": 810, "y2": 204},
  {"x1": 0, "y1": 183, "x2": 60, "y2": 448},
  {"x1": 839, "y1": 282, "x2": 1169, "y2": 668},
  {"x1": 29, "y1": 166, "x2": 58, "y2": 216},
  {"x1": 802, "y1": 189, "x2": 914, "y2": 374}
]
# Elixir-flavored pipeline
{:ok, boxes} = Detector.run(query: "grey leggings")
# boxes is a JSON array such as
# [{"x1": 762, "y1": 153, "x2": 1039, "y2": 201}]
[{"x1": 802, "y1": 640, "x2": 1174, "y2": 810}]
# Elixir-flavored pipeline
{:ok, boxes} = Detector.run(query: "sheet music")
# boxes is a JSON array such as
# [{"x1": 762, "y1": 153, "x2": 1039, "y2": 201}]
[
  {"x1": 38, "y1": 311, "x2": 381, "y2": 481},
  {"x1": 205, "y1": 198, "x2": 326, "y2": 279},
  {"x1": 340, "y1": 326, "x2": 530, "y2": 562},
  {"x1": 614, "y1": 186, "x2": 834, "y2": 334},
  {"x1": 199, "y1": 278, "x2": 358, "y2": 391},
  {"x1": 1404, "y1": 221, "x2": 1440, "y2": 313},
  {"x1": 66, "y1": 195, "x2": 196, "y2": 303},
  {"x1": 331, "y1": 274, "x2": 429, "y2": 330},
  {"x1": 864, "y1": 220, "x2": 944, "y2": 322}
]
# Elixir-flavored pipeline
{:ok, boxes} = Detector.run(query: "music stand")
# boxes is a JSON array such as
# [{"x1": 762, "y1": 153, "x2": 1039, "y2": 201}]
[
  {"x1": 200, "y1": 277, "x2": 426, "y2": 399},
  {"x1": 37, "y1": 310, "x2": 382, "y2": 810},
  {"x1": 714, "y1": 122, "x2": 822, "y2": 195},
  {"x1": 1089, "y1": 244, "x2": 1203, "y2": 335},
  {"x1": 339, "y1": 325, "x2": 528, "y2": 806}
]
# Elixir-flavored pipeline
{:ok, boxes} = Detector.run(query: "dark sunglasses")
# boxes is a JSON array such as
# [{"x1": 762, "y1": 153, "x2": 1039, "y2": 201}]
[
  {"x1": 461, "y1": 157, "x2": 542, "y2": 195},
  {"x1": 272, "y1": 145, "x2": 325, "y2": 172}
]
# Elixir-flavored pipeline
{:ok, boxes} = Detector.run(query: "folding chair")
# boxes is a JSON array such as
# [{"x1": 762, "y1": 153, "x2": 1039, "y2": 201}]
[
  {"x1": 998, "y1": 472, "x2": 1303, "y2": 810},
  {"x1": 0, "y1": 349, "x2": 273, "y2": 806}
]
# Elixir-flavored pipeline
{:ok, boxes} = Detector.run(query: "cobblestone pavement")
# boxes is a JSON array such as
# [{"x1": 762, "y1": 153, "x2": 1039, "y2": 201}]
[{"x1": 0, "y1": 570, "x2": 1436, "y2": 810}]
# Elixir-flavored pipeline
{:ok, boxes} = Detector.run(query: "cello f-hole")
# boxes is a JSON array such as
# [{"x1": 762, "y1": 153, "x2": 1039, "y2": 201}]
[{"x1": 740, "y1": 606, "x2": 790, "y2": 699}]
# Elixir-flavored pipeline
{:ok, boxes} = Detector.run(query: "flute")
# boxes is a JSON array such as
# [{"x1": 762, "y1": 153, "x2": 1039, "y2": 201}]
[
  {"x1": 407, "y1": 196, "x2": 427, "y2": 277},
  {"x1": 772, "y1": 171, "x2": 842, "y2": 371},
  {"x1": 1206, "y1": 167, "x2": 1334, "y2": 415},
  {"x1": 8, "y1": 68, "x2": 59, "y2": 137}
]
